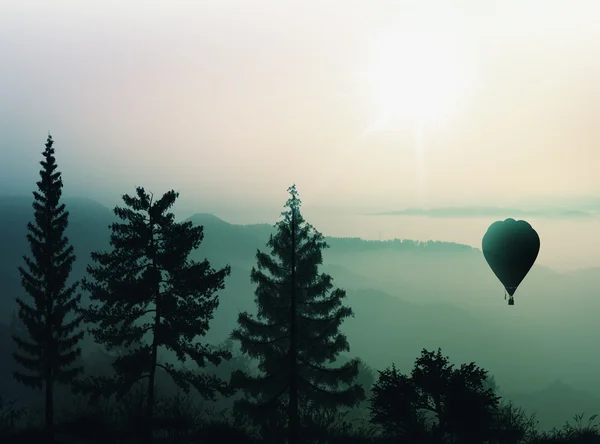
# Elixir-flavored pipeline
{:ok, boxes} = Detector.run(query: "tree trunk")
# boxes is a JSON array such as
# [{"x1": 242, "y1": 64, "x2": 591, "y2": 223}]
[
  {"x1": 145, "y1": 214, "x2": 160, "y2": 444},
  {"x1": 45, "y1": 376, "x2": 54, "y2": 444},
  {"x1": 146, "y1": 313, "x2": 159, "y2": 444},
  {"x1": 46, "y1": 289, "x2": 54, "y2": 444},
  {"x1": 288, "y1": 208, "x2": 299, "y2": 444}
]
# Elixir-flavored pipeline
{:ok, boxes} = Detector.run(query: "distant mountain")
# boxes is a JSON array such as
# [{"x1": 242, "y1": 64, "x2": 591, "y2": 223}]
[
  {"x1": 185, "y1": 211, "x2": 481, "y2": 273},
  {"x1": 3, "y1": 195, "x2": 600, "y2": 409},
  {"x1": 369, "y1": 206, "x2": 596, "y2": 219},
  {"x1": 186, "y1": 213, "x2": 280, "y2": 269},
  {"x1": 0, "y1": 195, "x2": 115, "y2": 286}
]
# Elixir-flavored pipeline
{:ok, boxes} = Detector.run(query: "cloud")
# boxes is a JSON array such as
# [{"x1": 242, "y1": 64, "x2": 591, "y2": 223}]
[{"x1": 366, "y1": 206, "x2": 596, "y2": 219}]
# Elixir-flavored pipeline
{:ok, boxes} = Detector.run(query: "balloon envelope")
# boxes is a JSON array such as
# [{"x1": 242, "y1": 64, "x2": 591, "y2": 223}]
[{"x1": 482, "y1": 218, "x2": 540, "y2": 298}]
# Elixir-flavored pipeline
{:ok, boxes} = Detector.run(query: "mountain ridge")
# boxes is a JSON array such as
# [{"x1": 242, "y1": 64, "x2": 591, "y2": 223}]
[
  {"x1": 0, "y1": 195, "x2": 482, "y2": 254},
  {"x1": 2, "y1": 194, "x2": 600, "y2": 429}
]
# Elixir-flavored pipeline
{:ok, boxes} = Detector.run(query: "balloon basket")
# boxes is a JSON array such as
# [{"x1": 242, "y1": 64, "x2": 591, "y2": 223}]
[{"x1": 508, "y1": 297, "x2": 514, "y2": 306}]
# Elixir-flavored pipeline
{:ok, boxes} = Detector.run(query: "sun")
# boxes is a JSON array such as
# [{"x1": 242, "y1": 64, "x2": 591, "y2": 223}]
[{"x1": 361, "y1": 29, "x2": 476, "y2": 132}]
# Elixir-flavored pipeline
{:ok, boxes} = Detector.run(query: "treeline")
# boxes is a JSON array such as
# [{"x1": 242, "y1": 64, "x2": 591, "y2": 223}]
[
  {"x1": 1, "y1": 135, "x2": 598, "y2": 444},
  {"x1": 324, "y1": 237, "x2": 478, "y2": 254}
]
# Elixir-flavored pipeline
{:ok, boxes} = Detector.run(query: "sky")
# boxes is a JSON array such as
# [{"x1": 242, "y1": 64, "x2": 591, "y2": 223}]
[{"x1": 2, "y1": 0, "x2": 600, "y2": 269}]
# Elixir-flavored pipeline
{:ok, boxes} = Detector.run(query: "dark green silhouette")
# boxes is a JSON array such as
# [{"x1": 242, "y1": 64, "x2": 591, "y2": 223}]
[
  {"x1": 12, "y1": 134, "x2": 85, "y2": 443},
  {"x1": 75, "y1": 188, "x2": 232, "y2": 444},
  {"x1": 482, "y1": 218, "x2": 540, "y2": 305},
  {"x1": 231, "y1": 185, "x2": 364, "y2": 444},
  {"x1": 370, "y1": 348, "x2": 500, "y2": 443}
]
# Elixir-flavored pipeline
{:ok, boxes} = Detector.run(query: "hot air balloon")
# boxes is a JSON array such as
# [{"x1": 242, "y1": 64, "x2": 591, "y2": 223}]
[{"x1": 482, "y1": 218, "x2": 540, "y2": 305}]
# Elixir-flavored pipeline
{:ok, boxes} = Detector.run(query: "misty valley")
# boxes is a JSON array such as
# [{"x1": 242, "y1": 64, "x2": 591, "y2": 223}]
[{"x1": 1, "y1": 135, "x2": 600, "y2": 444}]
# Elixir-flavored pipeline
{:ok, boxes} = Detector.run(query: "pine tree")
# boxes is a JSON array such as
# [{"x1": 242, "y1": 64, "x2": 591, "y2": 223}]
[
  {"x1": 231, "y1": 185, "x2": 364, "y2": 444},
  {"x1": 76, "y1": 187, "x2": 232, "y2": 444},
  {"x1": 12, "y1": 134, "x2": 84, "y2": 443}
]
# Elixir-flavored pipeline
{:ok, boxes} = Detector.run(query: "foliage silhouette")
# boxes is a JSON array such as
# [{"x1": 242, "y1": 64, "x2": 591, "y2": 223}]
[
  {"x1": 74, "y1": 187, "x2": 232, "y2": 443},
  {"x1": 231, "y1": 185, "x2": 364, "y2": 444},
  {"x1": 370, "y1": 348, "x2": 501, "y2": 443},
  {"x1": 491, "y1": 400, "x2": 539, "y2": 444},
  {"x1": 531, "y1": 413, "x2": 600, "y2": 444},
  {"x1": 12, "y1": 134, "x2": 85, "y2": 443}
]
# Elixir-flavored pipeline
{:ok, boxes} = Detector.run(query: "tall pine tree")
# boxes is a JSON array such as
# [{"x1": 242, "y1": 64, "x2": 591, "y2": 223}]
[
  {"x1": 13, "y1": 134, "x2": 84, "y2": 443},
  {"x1": 231, "y1": 185, "x2": 364, "y2": 444},
  {"x1": 77, "y1": 187, "x2": 231, "y2": 444}
]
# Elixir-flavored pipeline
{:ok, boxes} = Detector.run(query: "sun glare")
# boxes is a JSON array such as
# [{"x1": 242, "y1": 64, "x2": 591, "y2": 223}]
[{"x1": 362, "y1": 30, "x2": 476, "y2": 133}]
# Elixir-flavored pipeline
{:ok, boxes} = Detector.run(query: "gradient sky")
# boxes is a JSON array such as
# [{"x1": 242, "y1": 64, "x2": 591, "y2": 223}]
[{"x1": 2, "y1": 1, "x2": 600, "y2": 269}]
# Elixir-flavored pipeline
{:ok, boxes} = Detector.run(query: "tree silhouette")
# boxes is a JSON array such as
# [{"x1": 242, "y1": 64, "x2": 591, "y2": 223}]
[
  {"x1": 368, "y1": 363, "x2": 428, "y2": 441},
  {"x1": 12, "y1": 134, "x2": 84, "y2": 443},
  {"x1": 370, "y1": 348, "x2": 501, "y2": 444},
  {"x1": 76, "y1": 187, "x2": 231, "y2": 444},
  {"x1": 231, "y1": 185, "x2": 364, "y2": 444},
  {"x1": 492, "y1": 400, "x2": 538, "y2": 444}
]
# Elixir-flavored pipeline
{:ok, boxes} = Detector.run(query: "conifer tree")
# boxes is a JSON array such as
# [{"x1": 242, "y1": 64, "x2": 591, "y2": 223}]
[
  {"x1": 231, "y1": 185, "x2": 364, "y2": 444},
  {"x1": 13, "y1": 134, "x2": 84, "y2": 443},
  {"x1": 77, "y1": 187, "x2": 231, "y2": 444}
]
